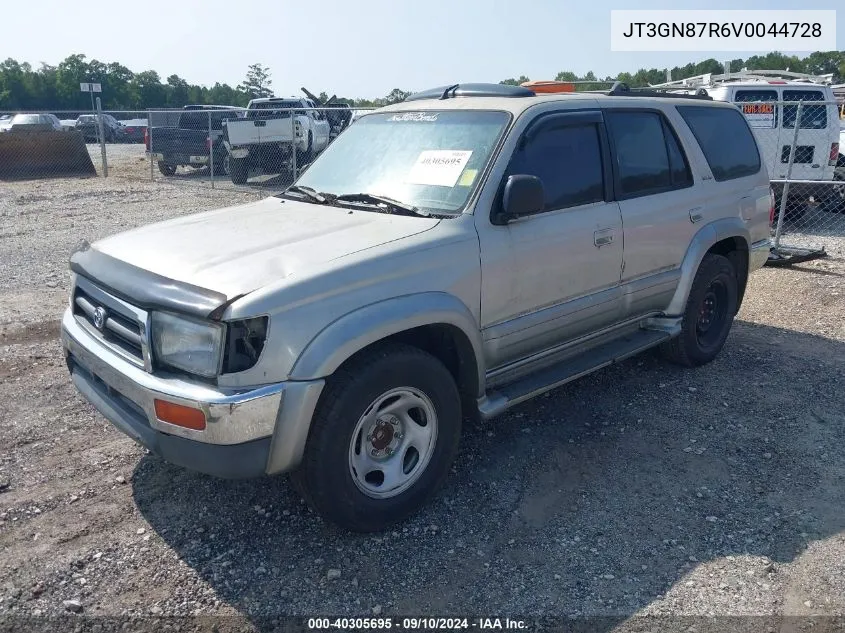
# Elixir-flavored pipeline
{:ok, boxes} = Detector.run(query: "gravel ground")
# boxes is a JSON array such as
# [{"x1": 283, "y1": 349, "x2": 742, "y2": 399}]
[{"x1": 1, "y1": 173, "x2": 844, "y2": 630}]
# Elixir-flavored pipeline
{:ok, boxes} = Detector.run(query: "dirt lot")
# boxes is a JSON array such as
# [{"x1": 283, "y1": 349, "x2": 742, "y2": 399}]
[{"x1": 1, "y1": 173, "x2": 844, "y2": 630}]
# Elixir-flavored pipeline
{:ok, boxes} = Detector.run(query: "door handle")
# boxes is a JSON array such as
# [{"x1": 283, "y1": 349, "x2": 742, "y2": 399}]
[
  {"x1": 689, "y1": 207, "x2": 704, "y2": 223},
  {"x1": 594, "y1": 228, "x2": 615, "y2": 247}
]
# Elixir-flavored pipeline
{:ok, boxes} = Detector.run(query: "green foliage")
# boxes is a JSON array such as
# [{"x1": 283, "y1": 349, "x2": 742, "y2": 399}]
[
  {"x1": 500, "y1": 75, "x2": 531, "y2": 86},
  {"x1": 238, "y1": 63, "x2": 273, "y2": 100},
  {"x1": 0, "y1": 54, "x2": 253, "y2": 112},
  {"x1": 1, "y1": 51, "x2": 842, "y2": 113}
]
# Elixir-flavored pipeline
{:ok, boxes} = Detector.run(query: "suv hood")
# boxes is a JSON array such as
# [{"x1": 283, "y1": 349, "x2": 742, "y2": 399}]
[{"x1": 91, "y1": 196, "x2": 440, "y2": 298}]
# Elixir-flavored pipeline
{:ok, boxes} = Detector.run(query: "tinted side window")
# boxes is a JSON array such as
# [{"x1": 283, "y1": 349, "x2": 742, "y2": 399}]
[
  {"x1": 607, "y1": 111, "x2": 690, "y2": 196},
  {"x1": 508, "y1": 123, "x2": 604, "y2": 210},
  {"x1": 783, "y1": 89, "x2": 827, "y2": 130},
  {"x1": 677, "y1": 106, "x2": 761, "y2": 181}
]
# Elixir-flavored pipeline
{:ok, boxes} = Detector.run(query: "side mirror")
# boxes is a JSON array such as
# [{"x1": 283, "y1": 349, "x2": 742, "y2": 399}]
[{"x1": 496, "y1": 174, "x2": 545, "y2": 224}]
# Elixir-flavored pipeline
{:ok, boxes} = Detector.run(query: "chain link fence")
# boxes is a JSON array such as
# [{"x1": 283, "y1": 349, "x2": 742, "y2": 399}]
[
  {"x1": 748, "y1": 100, "x2": 844, "y2": 263},
  {"x1": 0, "y1": 106, "x2": 376, "y2": 189}
]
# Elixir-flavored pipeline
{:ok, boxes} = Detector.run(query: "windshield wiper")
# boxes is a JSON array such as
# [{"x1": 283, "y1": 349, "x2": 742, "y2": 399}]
[
  {"x1": 278, "y1": 185, "x2": 328, "y2": 204},
  {"x1": 333, "y1": 193, "x2": 430, "y2": 217}
]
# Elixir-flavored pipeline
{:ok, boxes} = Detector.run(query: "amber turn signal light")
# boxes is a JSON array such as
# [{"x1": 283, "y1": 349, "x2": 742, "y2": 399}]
[{"x1": 154, "y1": 399, "x2": 206, "y2": 431}]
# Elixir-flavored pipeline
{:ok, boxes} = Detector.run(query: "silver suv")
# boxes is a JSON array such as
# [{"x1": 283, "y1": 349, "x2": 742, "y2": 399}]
[{"x1": 61, "y1": 83, "x2": 772, "y2": 532}]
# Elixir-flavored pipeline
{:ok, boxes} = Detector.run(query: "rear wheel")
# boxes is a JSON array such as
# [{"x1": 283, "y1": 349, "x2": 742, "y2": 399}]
[
  {"x1": 157, "y1": 162, "x2": 177, "y2": 177},
  {"x1": 291, "y1": 343, "x2": 462, "y2": 532},
  {"x1": 662, "y1": 253, "x2": 738, "y2": 367},
  {"x1": 229, "y1": 157, "x2": 248, "y2": 184}
]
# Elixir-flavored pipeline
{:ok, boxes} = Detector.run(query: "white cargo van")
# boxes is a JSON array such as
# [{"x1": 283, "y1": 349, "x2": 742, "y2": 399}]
[{"x1": 654, "y1": 71, "x2": 841, "y2": 215}]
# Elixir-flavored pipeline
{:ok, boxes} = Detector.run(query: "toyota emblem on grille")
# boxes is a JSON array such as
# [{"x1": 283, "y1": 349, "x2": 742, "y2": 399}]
[{"x1": 93, "y1": 306, "x2": 108, "y2": 331}]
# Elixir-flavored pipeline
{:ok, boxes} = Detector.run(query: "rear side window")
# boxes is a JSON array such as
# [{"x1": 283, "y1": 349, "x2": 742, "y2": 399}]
[
  {"x1": 507, "y1": 123, "x2": 604, "y2": 210},
  {"x1": 783, "y1": 90, "x2": 827, "y2": 130},
  {"x1": 180, "y1": 112, "x2": 208, "y2": 130},
  {"x1": 677, "y1": 106, "x2": 761, "y2": 181},
  {"x1": 605, "y1": 110, "x2": 692, "y2": 197}
]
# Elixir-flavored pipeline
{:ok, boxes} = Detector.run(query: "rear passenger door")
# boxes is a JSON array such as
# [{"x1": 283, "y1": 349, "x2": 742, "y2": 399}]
[
  {"x1": 604, "y1": 108, "x2": 704, "y2": 317},
  {"x1": 779, "y1": 88, "x2": 835, "y2": 181}
]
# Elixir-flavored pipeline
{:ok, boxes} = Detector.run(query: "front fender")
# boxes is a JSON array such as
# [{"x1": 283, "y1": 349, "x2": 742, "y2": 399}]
[
  {"x1": 664, "y1": 217, "x2": 750, "y2": 316},
  {"x1": 289, "y1": 292, "x2": 485, "y2": 394}
]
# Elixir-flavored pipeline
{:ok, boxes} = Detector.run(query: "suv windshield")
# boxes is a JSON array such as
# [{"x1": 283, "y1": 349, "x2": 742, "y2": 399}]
[{"x1": 293, "y1": 110, "x2": 510, "y2": 213}]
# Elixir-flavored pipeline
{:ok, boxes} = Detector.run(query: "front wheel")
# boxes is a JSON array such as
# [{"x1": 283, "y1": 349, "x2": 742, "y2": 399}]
[
  {"x1": 662, "y1": 253, "x2": 738, "y2": 367},
  {"x1": 291, "y1": 343, "x2": 462, "y2": 532}
]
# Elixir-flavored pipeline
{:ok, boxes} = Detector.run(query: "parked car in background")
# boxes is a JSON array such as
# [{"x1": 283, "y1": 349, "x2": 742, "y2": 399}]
[
  {"x1": 59, "y1": 118, "x2": 77, "y2": 131},
  {"x1": 118, "y1": 119, "x2": 147, "y2": 144},
  {"x1": 75, "y1": 113, "x2": 125, "y2": 143},
  {"x1": 0, "y1": 113, "x2": 64, "y2": 132},
  {"x1": 222, "y1": 97, "x2": 331, "y2": 184},
  {"x1": 146, "y1": 105, "x2": 242, "y2": 176}
]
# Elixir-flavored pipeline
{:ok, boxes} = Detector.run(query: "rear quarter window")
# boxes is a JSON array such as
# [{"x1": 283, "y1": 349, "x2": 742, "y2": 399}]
[{"x1": 677, "y1": 105, "x2": 761, "y2": 182}]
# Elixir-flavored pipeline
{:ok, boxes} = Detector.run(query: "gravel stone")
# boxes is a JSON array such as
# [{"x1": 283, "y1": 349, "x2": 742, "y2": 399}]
[
  {"x1": 62, "y1": 599, "x2": 83, "y2": 613},
  {"x1": 0, "y1": 167, "x2": 843, "y2": 619}
]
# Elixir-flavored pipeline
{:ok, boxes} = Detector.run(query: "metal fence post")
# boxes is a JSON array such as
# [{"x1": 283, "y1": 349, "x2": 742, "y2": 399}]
[
  {"x1": 148, "y1": 111, "x2": 154, "y2": 181},
  {"x1": 290, "y1": 113, "x2": 298, "y2": 182},
  {"x1": 96, "y1": 97, "x2": 108, "y2": 177},
  {"x1": 208, "y1": 110, "x2": 215, "y2": 189},
  {"x1": 773, "y1": 101, "x2": 802, "y2": 250}
]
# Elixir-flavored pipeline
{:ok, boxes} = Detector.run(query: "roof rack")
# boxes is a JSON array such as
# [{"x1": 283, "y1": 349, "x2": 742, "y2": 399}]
[
  {"x1": 649, "y1": 69, "x2": 834, "y2": 89},
  {"x1": 404, "y1": 83, "x2": 535, "y2": 101},
  {"x1": 571, "y1": 82, "x2": 712, "y2": 100}
]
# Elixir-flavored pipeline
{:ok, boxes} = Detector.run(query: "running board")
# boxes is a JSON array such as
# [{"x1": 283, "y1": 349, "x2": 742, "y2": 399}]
[{"x1": 477, "y1": 328, "x2": 673, "y2": 420}]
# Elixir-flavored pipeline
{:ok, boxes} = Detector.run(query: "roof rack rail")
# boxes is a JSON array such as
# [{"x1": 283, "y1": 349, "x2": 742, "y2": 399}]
[
  {"x1": 404, "y1": 83, "x2": 535, "y2": 102},
  {"x1": 575, "y1": 82, "x2": 712, "y2": 100},
  {"x1": 649, "y1": 69, "x2": 834, "y2": 89}
]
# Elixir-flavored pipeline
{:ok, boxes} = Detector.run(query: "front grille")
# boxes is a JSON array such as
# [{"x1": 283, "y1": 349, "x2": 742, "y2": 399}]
[{"x1": 72, "y1": 277, "x2": 151, "y2": 370}]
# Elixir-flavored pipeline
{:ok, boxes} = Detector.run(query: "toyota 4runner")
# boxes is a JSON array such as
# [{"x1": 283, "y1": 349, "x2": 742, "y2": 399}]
[{"x1": 61, "y1": 83, "x2": 772, "y2": 532}]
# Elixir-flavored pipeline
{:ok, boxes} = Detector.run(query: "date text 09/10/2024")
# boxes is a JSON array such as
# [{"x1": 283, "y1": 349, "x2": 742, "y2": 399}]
[{"x1": 306, "y1": 617, "x2": 528, "y2": 630}]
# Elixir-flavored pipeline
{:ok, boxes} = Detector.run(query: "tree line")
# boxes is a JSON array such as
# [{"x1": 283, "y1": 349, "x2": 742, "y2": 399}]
[
  {"x1": 500, "y1": 51, "x2": 845, "y2": 91},
  {"x1": 1, "y1": 51, "x2": 842, "y2": 113}
]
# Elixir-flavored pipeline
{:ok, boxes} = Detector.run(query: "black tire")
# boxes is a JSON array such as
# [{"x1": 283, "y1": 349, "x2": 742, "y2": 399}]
[
  {"x1": 662, "y1": 253, "x2": 738, "y2": 368},
  {"x1": 291, "y1": 343, "x2": 462, "y2": 532},
  {"x1": 229, "y1": 157, "x2": 248, "y2": 184},
  {"x1": 216, "y1": 153, "x2": 230, "y2": 176},
  {"x1": 157, "y1": 162, "x2": 177, "y2": 177}
]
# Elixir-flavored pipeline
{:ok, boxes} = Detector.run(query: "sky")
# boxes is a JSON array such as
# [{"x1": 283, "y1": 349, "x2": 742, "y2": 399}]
[{"x1": 2, "y1": 0, "x2": 842, "y2": 100}]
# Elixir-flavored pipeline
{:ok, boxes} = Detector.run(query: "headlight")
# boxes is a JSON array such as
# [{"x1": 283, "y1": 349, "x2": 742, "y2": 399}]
[{"x1": 151, "y1": 312, "x2": 225, "y2": 378}]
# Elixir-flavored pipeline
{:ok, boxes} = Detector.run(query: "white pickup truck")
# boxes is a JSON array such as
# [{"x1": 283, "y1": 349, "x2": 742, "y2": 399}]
[{"x1": 222, "y1": 97, "x2": 331, "y2": 184}]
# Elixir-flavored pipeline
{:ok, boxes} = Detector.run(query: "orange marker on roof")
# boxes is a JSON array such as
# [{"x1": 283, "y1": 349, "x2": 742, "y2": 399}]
[{"x1": 520, "y1": 80, "x2": 576, "y2": 94}]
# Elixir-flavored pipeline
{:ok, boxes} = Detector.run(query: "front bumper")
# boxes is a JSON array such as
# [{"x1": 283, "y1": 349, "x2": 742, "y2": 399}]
[{"x1": 61, "y1": 308, "x2": 323, "y2": 478}]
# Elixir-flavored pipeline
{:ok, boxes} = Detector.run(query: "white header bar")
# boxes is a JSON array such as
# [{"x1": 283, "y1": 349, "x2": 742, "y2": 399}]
[{"x1": 610, "y1": 10, "x2": 836, "y2": 52}]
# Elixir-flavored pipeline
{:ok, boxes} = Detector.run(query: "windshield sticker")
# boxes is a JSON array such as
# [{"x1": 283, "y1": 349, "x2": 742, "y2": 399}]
[
  {"x1": 404, "y1": 150, "x2": 474, "y2": 187},
  {"x1": 458, "y1": 168, "x2": 478, "y2": 188},
  {"x1": 388, "y1": 112, "x2": 439, "y2": 122}
]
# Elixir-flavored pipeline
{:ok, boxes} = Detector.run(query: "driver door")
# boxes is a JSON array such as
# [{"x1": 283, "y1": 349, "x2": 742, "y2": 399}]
[{"x1": 476, "y1": 110, "x2": 624, "y2": 369}]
